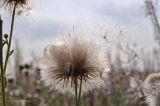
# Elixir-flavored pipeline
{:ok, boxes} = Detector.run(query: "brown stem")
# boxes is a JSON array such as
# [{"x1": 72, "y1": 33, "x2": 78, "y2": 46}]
[{"x1": 78, "y1": 77, "x2": 82, "y2": 105}]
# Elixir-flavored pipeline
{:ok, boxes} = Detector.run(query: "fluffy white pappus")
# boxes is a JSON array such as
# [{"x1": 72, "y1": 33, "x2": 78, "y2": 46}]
[
  {"x1": 3, "y1": 0, "x2": 36, "y2": 15},
  {"x1": 143, "y1": 73, "x2": 160, "y2": 106},
  {"x1": 40, "y1": 34, "x2": 110, "y2": 95}
]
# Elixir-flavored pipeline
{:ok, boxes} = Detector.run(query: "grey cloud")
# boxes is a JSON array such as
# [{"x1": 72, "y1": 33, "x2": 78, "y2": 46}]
[{"x1": 13, "y1": 16, "x2": 65, "y2": 41}]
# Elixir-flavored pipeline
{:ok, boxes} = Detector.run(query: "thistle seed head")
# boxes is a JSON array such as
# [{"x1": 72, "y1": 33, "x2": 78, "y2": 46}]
[
  {"x1": 143, "y1": 73, "x2": 160, "y2": 106},
  {"x1": 40, "y1": 34, "x2": 110, "y2": 95},
  {"x1": 4, "y1": 0, "x2": 33, "y2": 15}
]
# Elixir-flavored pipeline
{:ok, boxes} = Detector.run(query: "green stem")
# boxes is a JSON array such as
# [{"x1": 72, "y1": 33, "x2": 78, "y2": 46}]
[
  {"x1": 0, "y1": 16, "x2": 6, "y2": 106},
  {"x1": 3, "y1": 2, "x2": 17, "y2": 73},
  {"x1": 0, "y1": 65, "x2": 6, "y2": 106},
  {"x1": 75, "y1": 78, "x2": 83, "y2": 106}
]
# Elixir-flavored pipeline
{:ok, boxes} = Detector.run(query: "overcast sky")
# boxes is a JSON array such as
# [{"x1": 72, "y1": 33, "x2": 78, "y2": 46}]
[{"x1": 0, "y1": 0, "x2": 159, "y2": 61}]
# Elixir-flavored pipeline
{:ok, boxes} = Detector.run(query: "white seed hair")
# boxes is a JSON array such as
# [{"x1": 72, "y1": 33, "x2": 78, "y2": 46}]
[{"x1": 40, "y1": 34, "x2": 110, "y2": 95}]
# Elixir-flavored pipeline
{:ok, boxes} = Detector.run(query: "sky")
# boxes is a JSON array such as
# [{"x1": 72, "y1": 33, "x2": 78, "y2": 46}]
[{"x1": 0, "y1": 0, "x2": 159, "y2": 62}]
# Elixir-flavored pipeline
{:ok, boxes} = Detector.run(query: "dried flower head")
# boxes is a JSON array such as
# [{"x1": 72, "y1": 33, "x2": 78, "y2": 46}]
[
  {"x1": 4, "y1": 0, "x2": 33, "y2": 14},
  {"x1": 4, "y1": 0, "x2": 27, "y2": 6},
  {"x1": 143, "y1": 73, "x2": 160, "y2": 106},
  {"x1": 40, "y1": 35, "x2": 110, "y2": 95}
]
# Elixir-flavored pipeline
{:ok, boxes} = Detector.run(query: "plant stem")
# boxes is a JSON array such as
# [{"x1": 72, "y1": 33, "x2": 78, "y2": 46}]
[
  {"x1": 3, "y1": 2, "x2": 17, "y2": 73},
  {"x1": 75, "y1": 78, "x2": 83, "y2": 106},
  {"x1": 0, "y1": 16, "x2": 6, "y2": 106},
  {"x1": 75, "y1": 80, "x2": 78, "y2": 106},
  {"x1": 78, "y1": 77, "x2": 82, "y2": 105}
]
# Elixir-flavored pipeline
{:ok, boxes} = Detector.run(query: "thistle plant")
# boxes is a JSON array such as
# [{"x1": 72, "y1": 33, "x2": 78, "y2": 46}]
[
  {"x1": 0, "y1": 0, "x2": 33, "y2": 106},
  {"x1": 40, "y1": 33, "x2": 110, "y2": 106},
  {"x1": 143, "y1": 73, "x2": 160, "y2": 106}
]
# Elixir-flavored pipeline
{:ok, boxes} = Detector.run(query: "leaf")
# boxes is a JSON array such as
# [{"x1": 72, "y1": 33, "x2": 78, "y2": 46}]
[{"x1": 9, "y1": 50, "x2": 14, "y2": 56}]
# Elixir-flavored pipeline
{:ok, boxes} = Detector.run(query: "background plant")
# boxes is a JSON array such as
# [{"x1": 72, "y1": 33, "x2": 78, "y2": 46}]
[{"x1": 0, "y1": 0, "x2": 34, "y2": 105}]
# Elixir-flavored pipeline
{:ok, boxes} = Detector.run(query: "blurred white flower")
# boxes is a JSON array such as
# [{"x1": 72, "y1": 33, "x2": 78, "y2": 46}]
[
  {"x1": 40, "y1": 34, "x2": 110, "y2": 95},
  {"x1": 143, "y1": 73, "x2": 160, "y2": 106},
  {"x1": 4, "y1": 0, "x2": 34, "y2": 15}
]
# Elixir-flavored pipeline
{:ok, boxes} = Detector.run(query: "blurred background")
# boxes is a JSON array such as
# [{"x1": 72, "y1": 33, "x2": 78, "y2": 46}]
[{"x1": 1, "y1": 0, "x2": 160, "y2": 106}]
